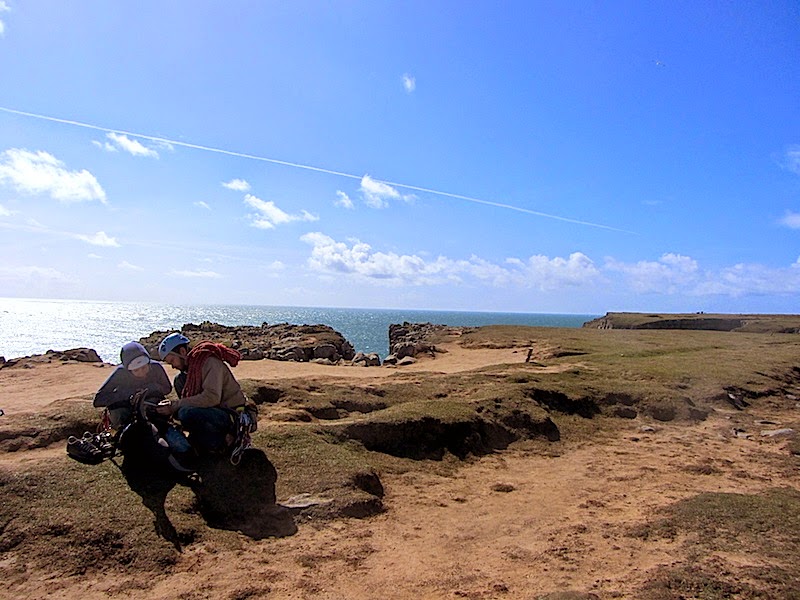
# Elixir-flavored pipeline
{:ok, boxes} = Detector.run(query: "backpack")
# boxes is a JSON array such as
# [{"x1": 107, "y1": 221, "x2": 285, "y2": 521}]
[{"x1": 117, "y1": 389, "x2": 194, "y2": 474}]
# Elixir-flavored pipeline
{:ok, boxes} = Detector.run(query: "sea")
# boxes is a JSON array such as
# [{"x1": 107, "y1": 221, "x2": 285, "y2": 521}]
[{"x1": 0, "y1": 297, "x2": 599, "y2": 364}]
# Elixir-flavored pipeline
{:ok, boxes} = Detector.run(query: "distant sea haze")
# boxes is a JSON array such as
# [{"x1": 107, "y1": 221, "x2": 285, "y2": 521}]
[{"x1": 0, "y1": 298, "x2": 599, "y2": 364}]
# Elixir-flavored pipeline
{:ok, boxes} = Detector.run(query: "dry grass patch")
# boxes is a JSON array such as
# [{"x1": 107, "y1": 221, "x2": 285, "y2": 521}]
[{"x1": 633, "y1": 488, "x2": 800, "y2": 599}]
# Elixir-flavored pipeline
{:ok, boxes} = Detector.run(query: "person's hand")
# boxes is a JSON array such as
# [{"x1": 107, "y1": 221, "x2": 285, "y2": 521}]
[{"x1": 155, "y1": 399, "x2": 175, "y2": 416}]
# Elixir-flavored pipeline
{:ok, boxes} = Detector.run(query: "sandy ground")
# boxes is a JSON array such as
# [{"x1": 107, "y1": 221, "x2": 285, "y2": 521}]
[
  {"x1": 2, "y1": 346, "x2": 799, "y2": 599},
  {"x1": 0, "y1": 346, "x2": 529, "y2": 414}
]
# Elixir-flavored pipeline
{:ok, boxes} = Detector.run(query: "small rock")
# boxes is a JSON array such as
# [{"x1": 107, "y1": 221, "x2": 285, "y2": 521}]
[
  {"x1": 537, "y1": 592, "x2": 600, "y2": 600},
  {"x1": 491, "y1": 483, "x2": 516, "y2": 493},
  {"x1": 639, "y1": 426, "x2": 656, "y2": 433},
  {"x1": 280, "y1": 493, "x2": 333, "y2": 509},
  {"x1": 760, "y1": 428, "x2": 795, "y2": 438},
  {"x1": 310, "y1": 358, "x2": 335, "y2": 366}
]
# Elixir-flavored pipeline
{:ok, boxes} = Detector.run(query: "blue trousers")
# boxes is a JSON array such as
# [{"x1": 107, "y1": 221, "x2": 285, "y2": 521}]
[{"x1": 175, "y1": 406, "x2": 233, "y2": 453}]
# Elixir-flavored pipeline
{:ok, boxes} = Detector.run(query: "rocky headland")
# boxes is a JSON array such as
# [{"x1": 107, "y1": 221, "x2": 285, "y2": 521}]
[{"x1": 584, "y1": 311, "x2": 800, "y2": 333}]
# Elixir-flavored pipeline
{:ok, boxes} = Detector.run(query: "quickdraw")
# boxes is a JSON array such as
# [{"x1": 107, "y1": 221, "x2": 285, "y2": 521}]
[{"x1": 229, "y1": 408, "x2": 255, "y2": 466}]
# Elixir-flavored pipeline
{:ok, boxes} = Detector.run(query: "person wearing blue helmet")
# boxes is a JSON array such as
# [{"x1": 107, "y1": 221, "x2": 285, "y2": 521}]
[{"x1": 156, "y1": 332, "x2": 247, "y2": 455}]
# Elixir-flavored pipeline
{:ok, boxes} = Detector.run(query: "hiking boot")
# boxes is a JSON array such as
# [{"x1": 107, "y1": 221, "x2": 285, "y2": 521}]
[{"x1": 66, "y1": 435, "x2": 104, "y2": 465}]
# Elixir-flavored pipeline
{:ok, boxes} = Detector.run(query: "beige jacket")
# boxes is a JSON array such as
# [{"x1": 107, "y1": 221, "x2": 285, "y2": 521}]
[{"x1": 176, "y1": 356, "x2": 246, "y2": 411}]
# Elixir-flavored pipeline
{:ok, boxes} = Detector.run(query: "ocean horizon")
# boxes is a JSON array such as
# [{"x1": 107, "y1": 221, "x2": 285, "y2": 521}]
[{"x1": 0, "y1": 297, "x2": 600, "y2": 364}]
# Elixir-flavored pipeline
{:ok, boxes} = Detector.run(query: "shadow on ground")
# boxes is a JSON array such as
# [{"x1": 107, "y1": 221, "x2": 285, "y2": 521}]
[{"x1": 121, "y1": 448, "x2": 296, "y2": 550}]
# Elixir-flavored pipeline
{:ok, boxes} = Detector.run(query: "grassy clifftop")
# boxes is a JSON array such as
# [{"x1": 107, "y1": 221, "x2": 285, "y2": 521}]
[{"x1": 583, "y1": 311, "x2": 800, "y2": 333}]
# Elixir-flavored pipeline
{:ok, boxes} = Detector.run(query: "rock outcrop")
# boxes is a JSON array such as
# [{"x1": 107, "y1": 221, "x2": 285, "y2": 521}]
[
  {"x1": 0, "y1": 348, "x2": 102, "y2": 369},
  {"x1": 138, "y1": 321, "x2": 355, "y2": 363},
  {"x1": 386, "y1": 322, "x2": 465, "y2": 361}
]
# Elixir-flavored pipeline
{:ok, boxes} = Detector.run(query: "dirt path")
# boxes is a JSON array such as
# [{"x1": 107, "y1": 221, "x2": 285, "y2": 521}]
[{"x1": 18, "y1": 408, "x2": 798, "y2": 600}]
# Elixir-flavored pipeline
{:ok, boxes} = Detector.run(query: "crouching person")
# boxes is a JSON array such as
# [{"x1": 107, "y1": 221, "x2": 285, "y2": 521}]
[
  {"x1": 94, "y1": 341, "x2": 173, "y2": 429},
  {"x1": 156, "y1": 333, "x2": 247, "y2": 456}
]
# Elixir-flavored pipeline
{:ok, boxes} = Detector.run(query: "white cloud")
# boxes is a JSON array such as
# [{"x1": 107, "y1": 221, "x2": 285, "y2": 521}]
[
  {"x1": 222, "y1": 178, "x2": 251, "y2": 192},
  {"x1": 510, "y1": 252, "x2": 601, "y2": 290},
  {"x1": 0, "y1": 148, "x2": 106, "y2": 203},
  {"x1": 0, "y1": 1, "x2": 8, "y2": 37},
  {"x1": 194, "y1": 201, "x2": 211, "y2": 210},
  {"x1": 98, "y1": 133, "x2": 159, "y2": 158},
  {"x1": 0, "y1": 203, "x2": 12, "y2": 216},
  {"x1": 696, "y1": 261, "x2": 800, "y2": 296},
  {"x1": 334, "y1": 190, "x2": 354, "y2": 209},
  {"x1": 785, "y1": 146, "x2": 800, "y2": 175},
  {"x1": 87, "y1": 253, "x2": 102, "y2": 259},
  {"x1": 359, "y1": 175, "x2": 414, "y2": 209},
  {"x1": 118, "y1": 261, "x2": 144, "y2": 271},
  {"x1": 306, "y1": 229, "x2": 800, "y2": 299},
  {"x1": 0, "y1": 265, "x2": 67, "y2": 282},
  {"x1": 605, "y1": 253, "x2": 699, "y2": 294},
  {"x1": 301, "y1": 232, "x2": 447, "y2": 284},
  {"x1": 300, "y1": 232, "x2": 589, "y2": 287},
  {"x1": 244, "y1": 193, "x2": 318, "y2": 229},
  {"x1": 402, "y1": 73, "x2": 416, "y2": 93},
  {"x1": 169, "y1": 269, "x2": 222, "y2": 278},
  {"x1": 602, "y1": 253, "x2": 800, "y2": 297},
  {"x1": 75, "y1": 231, "x2": 119, "y2": 247},
  {"x1": 92, "y1": 140, "x2": 117, "y2": 153},
  {"x1": 153, "y1": 140, "x2": 175, "y2": 153},
  {"x1": 779, "y1": 210, "x2": 800, "y2": 229}
]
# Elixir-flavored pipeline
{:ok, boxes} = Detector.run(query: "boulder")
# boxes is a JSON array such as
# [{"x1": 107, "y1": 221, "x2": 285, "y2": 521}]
[
  {"x1": 615, "y1": 406, "x2": 637, "y2": 419},
  {"x1": 313, "y1": 344, "x2": 340, "y2": 361},
  {"x1": 240, "y1": 348, "x2": 264, "y2": 361},
  {"x1": 352, "y1": 352, "x2": 381, "y2": 367},
  {"x1": 59, "y1": 348, "x2": 102, "y2": 363},
  {"x1": 274, "y1": 346, "x2": 307, "y2": 362},
  {"x1": 387, "y1": 322, "x2": 464, "y2": 359}
]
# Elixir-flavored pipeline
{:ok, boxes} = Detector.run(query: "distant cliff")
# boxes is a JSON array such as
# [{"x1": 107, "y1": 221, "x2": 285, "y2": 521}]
[{"x1": 583, "y1": 312, "x2": 800, "y2": 334}]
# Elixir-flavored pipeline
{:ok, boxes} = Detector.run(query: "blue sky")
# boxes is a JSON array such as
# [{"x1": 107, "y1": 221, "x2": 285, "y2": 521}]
[{"x1": 0, "y1": 1, "x2": 799, "y2": 314}]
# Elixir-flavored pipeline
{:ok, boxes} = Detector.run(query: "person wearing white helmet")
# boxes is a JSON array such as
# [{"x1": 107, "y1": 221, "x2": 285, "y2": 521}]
[
  {"x1": 156, "y1": 332, "x2": 247, "y2": 455},
  {"x1": 94, "y1": 341, "x2": 172, "y2": 428}
]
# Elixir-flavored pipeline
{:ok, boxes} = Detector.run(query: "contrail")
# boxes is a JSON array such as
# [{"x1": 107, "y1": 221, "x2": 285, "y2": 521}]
[{"x1": 0, "y1": 106, "x2": 634, "y2": 233}]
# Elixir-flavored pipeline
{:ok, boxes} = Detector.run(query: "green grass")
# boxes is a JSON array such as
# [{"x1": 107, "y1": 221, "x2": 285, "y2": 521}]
[{"x1": 633, "y1": 488, "x2": 800, "y2": 599}]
